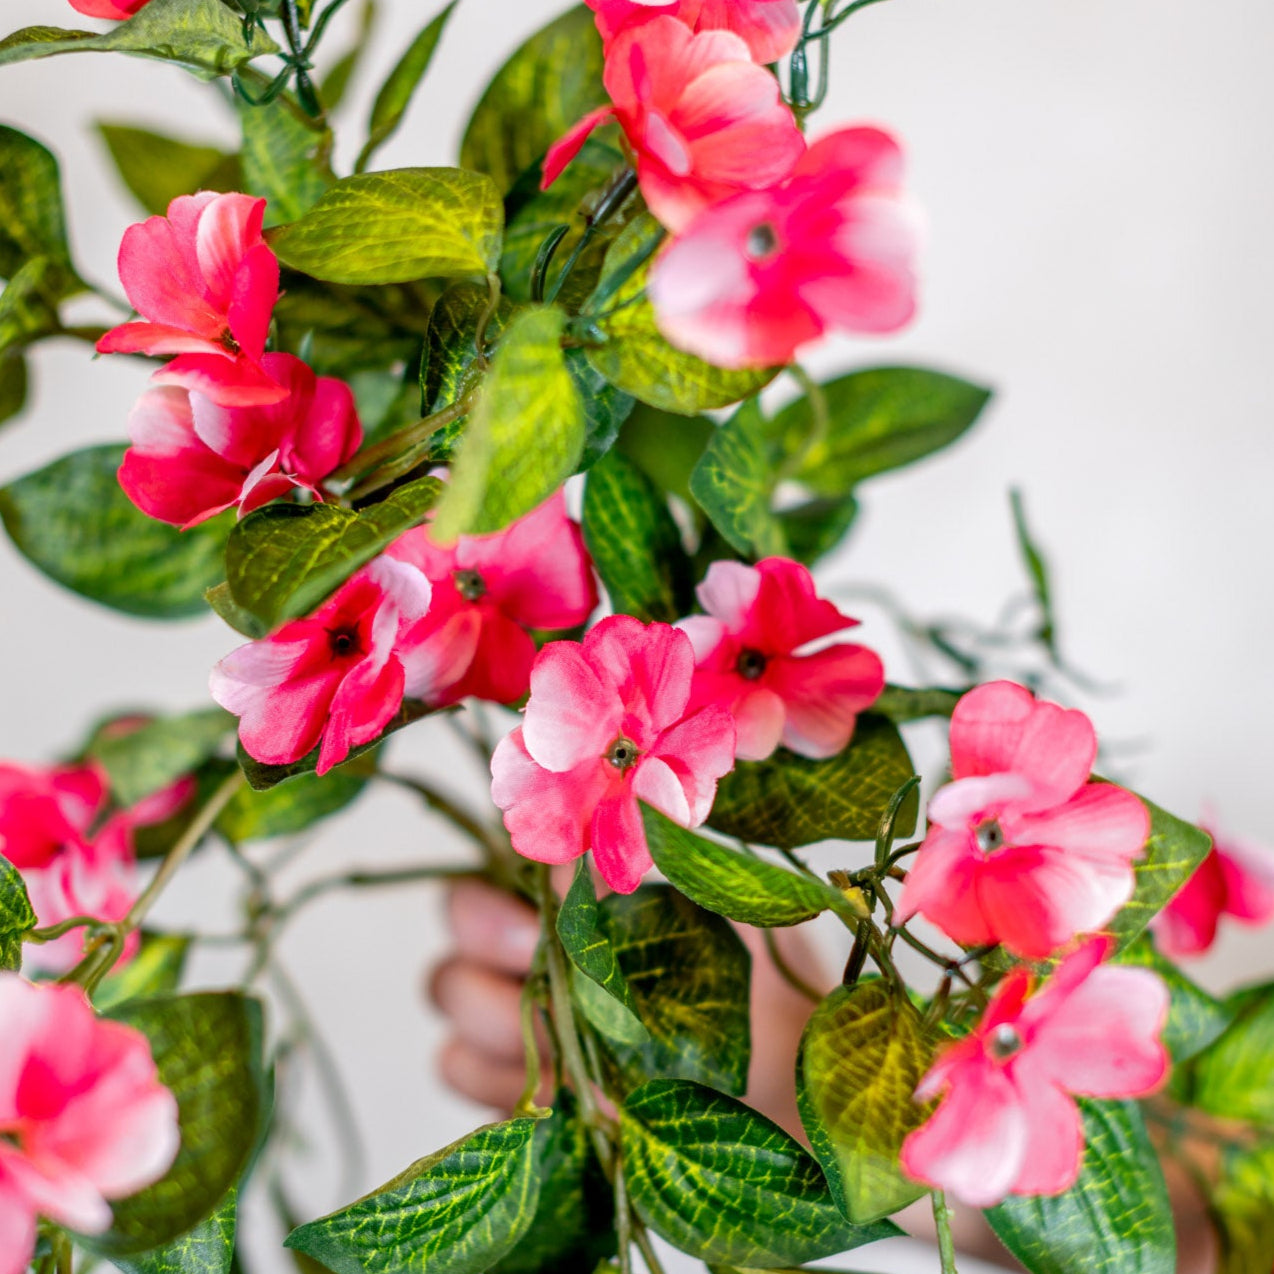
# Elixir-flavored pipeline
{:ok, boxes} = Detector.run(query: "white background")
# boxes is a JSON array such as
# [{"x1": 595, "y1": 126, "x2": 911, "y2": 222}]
[{"x1": 0, "y1": 0, "x2": 1271, "y2": 1268}]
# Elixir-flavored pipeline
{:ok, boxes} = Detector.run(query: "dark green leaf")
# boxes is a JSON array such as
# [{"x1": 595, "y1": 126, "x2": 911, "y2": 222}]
[
  {"x1": 285, "y1": 1118, "x2": 541, "y2": 1274},
  {"x1": 110, "y1": 1186, "x2": 238, "y2": 1274},
  {"x1": 643, "y1": 807, "x2": 842, "y2": 927},
  {"x1": 94, "y1": 933, "x2": 191, "y2": 1013},
  {"x1": 617, "y1": 402, "x2": 714, "y2": 504},
  {"x1": 584, "y1": 215, "x2": 776, "y2": 414},
  {"x1": 708, "y1": 715, "x2": 917, "y2": 849},
  {"x1": 206, "y1": 581, "x2": 268, "y2": 639},
  {"x1": 873, "y1": 684, "x2": 961, "y2": 723},
  {"x1": 237, "y1": 96, "x2": 332, "y2": 226},
  {"x1": 581, "y1": 449, "x2": 692, "y2": 624},
  {"x1": 0, "y1": 124, "x2": 78, "y2": 277},
  {"x1": 621, "y1": 1079, "x2": 900, "y2": 1267},
  {"x1": 87, "y1": 708, "x2": 233, "y2": 807},
  {"x1": 0, "y1": 256, "x2": 65, "y2": 355},
  {"x1": 768, "y1": 367, "x2": 992, "y2": 497},
  {"x1": 1117, "y1": 936, "x2": 1233, "y2": 1064},
  {"x1": 797, "y1": 981, "x2": 937, "y2": 1223},
  {"x1": 987, "y1": 1100, "x2": 1174, "y2": 1274},
  {"x1": 568, "y1": 349, "x2": 634, "y2": 470},
  {"x1": 217, "y1": 763, "x2": 371, "y2": 842},
  {"x1": 0, "y1": 0, "x2": 279, "y2": 78},
  {"x1": 0, "y1": 350, "x2": 28, "y2": 426},
  {"x1": 84, "y1": 993, "x2": 266, "y2": 1256},
  {"x1": 269, "y1": 168, "x2": 503, "y2": 284},
  {"x1": 1212, "y1": 1140, "x2": 1274, "y2": 1274},
  {"x1": 777, "y1": 494, "x2": 859, "y2": 565},
  {"x1": 421, "y1": 281, "x2": 514, "y2": 419},
  {"x1": 356, "y1": 2, "x2": 457, "y2": 173},
  {"x1": 1187, "y1": 983, "x2": 1274, "y2": 1127},
  {"x1": 225, "y1": 476, "x2": 441, "y2": 629},
  {"x1": 431, "y1": 306, "x2": 585, "y2": 540},
  {"x1": 0, "y1": 858, "x2": 35, "y2": 972},
  {"x1": 96, "y1": 123, "x2": 242, "y2": 216},
  {"x1": 600, "y1": 886, "x2": 751, "y2": 1095},
  {"x1": 0, "y1": 445, "x2": 229, "y2": 619},
  {"x1": 460, "y1": 6, "x2": 606, "y2": 195}
]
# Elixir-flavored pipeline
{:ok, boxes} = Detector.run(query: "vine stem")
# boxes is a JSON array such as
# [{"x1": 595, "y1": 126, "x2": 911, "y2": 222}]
[{"x1": 933, "y1": 1190, "x2": 960, "y2": 1274}]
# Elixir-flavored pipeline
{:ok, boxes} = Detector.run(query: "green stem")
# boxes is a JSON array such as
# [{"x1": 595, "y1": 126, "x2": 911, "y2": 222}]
[
  {"x1": 277, "y1": 863, "x2": 474, "y2": 924},
  {"x1": 632, "y1": 1228, "x2": 667, "y2": 1274},
  {"x1": 763, "y1": 928, "x2": 822, "y2": 1003},
  {"x1": 615, "y1": 1160, "x2": 634, "y2": 1274},
  {"x1": 547, "y1": 168, "x2": 639, "y2": 306},
  {"x1": 781, "y1": 363, "x2": 831, "y2": 481},
  {"x1": 26, "y1": 915, "x2": 106, "y2": 944},
  {"x1": 513, "y1": 979, "x2": 552, "y2": 1118},
  {"x1": 932, "y1": 1190, "x2": 959, "y2": 1274}
]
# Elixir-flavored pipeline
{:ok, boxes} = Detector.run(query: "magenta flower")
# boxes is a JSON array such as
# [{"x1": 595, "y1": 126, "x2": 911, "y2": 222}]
[
  {"x1": 899, "y1": 938, "x2": 1169, "y2": 1207},
  {"x1": 210, "y1": 558, "x2": 433, "y2": 776},
  {"x1": 895, "y1": 681, "x2": 1151, "y2": 958},
  {"x1": 388, "y1": 492, "x2": 599, "y2": 707},
  {"x1": 67, "y1": 0, "x2": 148, "y2": 16},
  {"x1": 648, "y1": 127, "x2": 920, "y2": 368},
  {"x1": 0, "y1": 975, "x2": 179, "y2": 1271},
  {"x1": 97, "y1": 192, "x2": 284, "y2": 406},
  {"x1": 1151, "y1": 819, "x2": 1274, "y2": 958},
  {"x1": 490, "y1": 616, "x2": 736, "y2": 894},
  {"x1": 585, "y1": 0, "x2": 801, "y2": 64},
  {"x1": 678, "y1": 557, "x2": 884, "y2": 761},
  {"x1": 543, "y1": 17, "x2": 805, "y2": 233},
  {"x1": 118, "y1": 354, "x2": 363, "y2": 529}
]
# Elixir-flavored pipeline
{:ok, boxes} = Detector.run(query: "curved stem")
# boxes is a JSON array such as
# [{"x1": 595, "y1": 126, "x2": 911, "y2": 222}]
[
  {"x1": 932, "y1": 1190, "x2": 960, "y2": 1274},
  {"x1": 763, "y1": 927, "x2": 822, "y2": 1003}
]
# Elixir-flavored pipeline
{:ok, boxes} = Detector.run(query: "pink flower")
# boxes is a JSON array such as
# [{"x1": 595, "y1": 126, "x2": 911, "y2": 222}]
[
  {"x1": 388, "y1": 492, "x2": 599, "y2": 707},
  {"x1": 97, "y1": 192, "x2": 284, "y2": 407},
  {"x1": 1151, "y1": 820, "x2": 1274, "y2": 958},
  {"x1": 678, "y1": 557, "x2": 884, "y2": 761},
  {"x1": 490, "y1": 616, "x2": 736, "y2": 894},
  {"x1": 899, "y1": 938, "x2": 1169, "y2": 1207},
  {"x1": 0, "y1": 974, "x2": 179, "y2": 1272},
  {"x1": 67, "y1": 0, "x2": 148, "y2": 16},
  {"x1": 895, "y1": 681, "x2": 1150, "y2": 960},
  {"x1": 118, "y1": 354, "x2": 363, "y2": 528},
  {"x1": 211, "y1": 557, "x2": 433, "y2": 776},
  {"x1": 585, "y1": 0, "x2": 801, "y2": 64},
  {"x1": 542, "y1": 17, "x2": 805, "y2": 233},
  {"x1": 648, "y1": 127, "x2": 920, "y2": 368}
]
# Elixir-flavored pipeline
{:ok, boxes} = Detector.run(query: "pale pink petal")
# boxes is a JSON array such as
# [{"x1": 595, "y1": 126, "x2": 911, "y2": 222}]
[
  {"x1": 677, "y1": 615, "x2": 729, "y2": 663},
  {"x1": 646, "y1": 704, "x2": 736, "y2": 824},
  {"x1": 0, "y1": 1171, "x2": 37, "y2": 1274},
  {"x1": 1218, "y1": 837, "x2": 1274, "y2": 923},
  {"x1": 926, "y1": 773, "x2": 1037, "y2": 829},
  {"x1": 542, "y1": 107, "x2": 616, "y2": 189},
  {"x1": 1007, "y1": 782, "x2": 1150, "y2": 870},
  {"x1": 591, "y1": 790, "x2": 651, "y2": 894},
  {"x1": 632, "y1": 756, "x2": 692, "y2": 826},
  {"x1": 793, "y1": 126, "x2": 906, "y2": 191},
  {"x1": 96, "y1": 322, "x2": 223, "y2": 357},
  {"x1": 1008, "y1": 1080, "x2": 1085, "y2": 1197},
  {"x1": 3, "y1": 1155, "x2": 111, "y2": 1233},
  {"x1": 894, "y1": 828, "x2": 1000, "y2": 948},
  {"x1": 584, "y1": 616, "x2": 697, "y2": 737},
  {"x1": 445, "y1": 612, "x2": 538, "y2": 706},
  {"x1": 696, "y1": 0, "x2": 800, "y2": 62},
  {"x1": 115, "y1": 215, "x2": 222, "y2": 338},
  {"x1": 695, "y1": 559, "x2": 762, "y2": 633},
  {"x1": 731, "y1": 685, "x2": 786, "y2": 761},
  {"x1": 317, "y1": 654, "x2": 404, "y2": 775},
  {"x1": 154, "y1": 353, "x2": 289, "y2": 407},
  {"x1": 194, "y1": 194, "x2": 267, "y2": 313},
  {"x1": 399, "y1": 605, "x2": 484, "y2": 704},
  {"x1": 768, "y1": 643, "x2": 884, "y2": 759},
  {"x1": 522, "y1": 641, "x2": 622, "y2": 772}
]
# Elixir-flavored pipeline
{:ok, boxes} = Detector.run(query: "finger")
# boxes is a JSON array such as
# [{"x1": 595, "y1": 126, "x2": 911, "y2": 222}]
[
  {"x1": 446, "y1": 878, "x2": 541, "y2": 975},
  {"x1": 428, "y1": 957, "x2": 527, "y2": 1063},
  {"x1": 436, "y1": 1037, "x2": 527, "y2": 1111}
]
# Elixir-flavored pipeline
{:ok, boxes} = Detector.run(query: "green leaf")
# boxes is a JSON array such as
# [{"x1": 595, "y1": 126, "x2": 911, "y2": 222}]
[
  {"x1": 0, "y1": 124, "x2": 80, "y2": 280},
  {"x1": 94, "y1": 933, "x2": 192, "y2": 1012},
  {"x1": 356, "y1": 2, "x2": 457, "y2": 174},
  {"x1": 797, "y1": 980, "x2": 937, "y2": 1223},
  {"x1": 1107, "y1": 798, "x2": 1213, "y2": 951},
  {"x1": 0, "y1": 857, "x2": 35, "y2": 972},
  {"x1": 556, "y1": 860, "x2": 647, "y2": 1044},
  {"x1": 1211, "y1": 1140, "x2": 1274, "y2": 1274},
  {"x1": 568, "y1": 349, "x2": 635, "y2": 470},
  {"x1": 776, "y1": 494, "x2": 860, "y2": 565},
  {"x1": 489, "y1": 1094, "x2": 616, "y2": 1274},
  {"x1": 768, "y1": 367, "x2": 992, "y2": 497},
  {"x1": 0, "y1": 256, "x2": 64, "y2": 355},
  {"x1": 0, "y1": 445, "x2": 229, "y2": 619},
  {"x1": 873, "y1": 684, "x2": 962, "y2": 723},
  {"x1": 1010, "y1": 488, "x2": 1059, "y2": 660},
  {"x1": 581, "y1": 449, "x2": 693, "y2": 624},
  {"x1": 584, "y1": 215, "x2": 777, "y2": 414},
  {"x1": 110, "y1": 1186, "x2": 238, "y2": 1274},
  {"x1": 421, "y1": 281, "x2": 514, "y2": 419},
  {"x1": 319, "y1": 0, "x2": 377, "y2": 112},
  {"x1": 285, "y1": 1118, "x2": 541, "y2": 1274},
  {"x1": 1117, "y1": 936, "x2": 1233, "y2": 1064},
  {"x1": 225, "y1": 476, "x2": 441, "y2": 629},
  {"x1": 84, "y1": 993, "x2": 266, "y2": 1256},
  {"x1": 616, "y1": 402, "x2": 714, "y2": 504},
  {"x1": 269, "y1": 168, "x2": 503, "y2": 285},
  {"x1": 708, "y1": 715, "x2": 917, "y2": 849},
  {"x1": 431, "y1": 306, "x2": 585, "y2": 540},
  {"x1": 1187, "y1": 983, "x2": 1274, "y2": 1127},
  {"x1": 0, "y1": 0, "x2": 279, "y2": 78},
  {"x1": 600, "y1": 886, "x2": 751, "y2": 1095},
  {"x1": 87, "y1": 708, "x2": 233, "y2": 808},
  {"x1": 986, "y1": 1100, "x2": 1175, "y2": 1274},
  {"x1": 237, "y1": 96, "x2": 332, "y2": 227},
  {"x1": 460, "y1": 6, "x2": 606, "y2": 195},
  {"x1": 96, "y1": 123, "x2": 242, "y2": 216},
  {"x1": 217, "y1": 764, "x2": 371, "y2": 842},
  {"x1": 689, "y1": 399, "x2": 788, "y2": 558},
  {"x1": 621, "y1": 1079, "x2": 900, "y2": 1267},
  {"x1": 0, "y1": 350, "x2": 28, "y2": 426},
  {"x1": 643, "y1": 807, "x2": 841, "y2": 928}
]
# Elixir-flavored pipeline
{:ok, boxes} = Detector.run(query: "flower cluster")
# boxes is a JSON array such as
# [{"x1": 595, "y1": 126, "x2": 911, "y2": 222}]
[
  {"x1": 0, "y1": 975, "x2": 179, "y2": 1274},
  {"x1": 98, "y1": 193, "x2": 364, "y2": 527},
  {"x1": 547, "y1": 6, "x2": 920, "y2": 367}
]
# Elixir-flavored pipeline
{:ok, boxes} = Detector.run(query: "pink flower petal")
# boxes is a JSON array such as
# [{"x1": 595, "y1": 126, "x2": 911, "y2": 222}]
[
  {"x1": 730, "y1": 685, "x2": 786, "y2": 761},
  {"x1": 542, "y1": 107, "x2": 616, "y2": 189},
  {"x1": 768, "y1": 643, "x2": 884, "y2": 759},
  {"x1": 695, "y1": 559, "x2": 762, "y2": 632},
  {"x1": 154, "y1": 353, "x2": 288, "y2": 407},
  {"x1": 227, "y1": 242, "x2": 281, "y2": 363},
  {"x1": 584, "y1": 616, "x2": 696, "y2": 737},
  {"x1": 115, "y1": 214, "x2": 222, "y2": 339},
  {"x1": 632, "y1": 756, "x2": 692, "y2": 825},
  {"x1": 194, "y1": 194, "x2": 267, "y2": 314},
  {"x1": 591, "y1": 790, "x2": 651, "y2": 894},
  {"x1": 647, "y1": 704, "x2": 736, "y2": 824},
  {"x1": 522, "y1": 640, "x2": 622, "y2": 772},
  {"x1": 1008, "y1": 1079, "x2": 1085, "y2": 1197}
]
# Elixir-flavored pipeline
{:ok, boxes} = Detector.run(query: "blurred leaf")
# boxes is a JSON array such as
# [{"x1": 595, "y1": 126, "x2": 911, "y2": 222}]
[
  {"x1": 568, "y1": 349, "x2": 634, "y2": 470},
  {"x1": 356, "y1": 2, "x2": 457, "y2": 173},
  {"x1": 0, "y1": 350, "x2": 28, "y2": 427},
  {"x1": 0, "y1": 445, "x2": 229, "y2": 620},
  {"x1": 0, "y1": 256, "x2": 63, "y2": 354},
  {"x1": 581, "y1": 449, "x2": 692, "y2": 624},
  {"x1": 0, "y1": 858, "x2": 35, "y2": 972},
  {"x1": 1117, "y1": 936, "x2": 1233, "y2": 1064},
  {"x1": 616, "y1": 401, "x2": 714, "y2": 504},
  {"x1": 95, "y1": 933, "x2": 191, "y2": 1012},
  {"x1": 0, "y1": 124, "x2": 79, "y2": 277},
  {"x1": 225, "y1": 476, "x2": 441, "y2": 628},
  {"x1": 431, "y1": 306, "x2": 584, "y2": 540},
  {"x1": 460, "y1": 6, "x2": 606, "y2": 195},
  {"x1": 0, "y1": 0, "x2": 279, "y2": 78},
  {"x1": 708, "y1": 715, "x2": 917, "y2": 849},
  {"x1": 87, "y1": 708, "x2": 233, "y2": 808},
  {"x1": 797, "y1": 981, "x2": 936, "y2": 1223},
  {"x1": 1010, "y1": 488, "x2": 1057, "y2": 659},
  {"x1": 270, "y1": 168, "x2": 503, "y2": 285},
  {"x1": 986, "y1": 1100, "x2": 1175, "y2": 1274},
  {"x1": 777, "y1": 494, "x2": 859, "y2": 565},
  {"x1": 96, "y1": 123, "x2": 242, "y2": 216},
  {"x1": 285, "y1": 1119, "x2": 542, "y2": 1273},
  {"x1": 318, "y1": 0, "x2": 376, "y2": 111},
  {"x1": 237, "y1": 96, "x2": 331, "y2": 226},
  {"x1": 873, "y1": 684, "x2": 962, "y2": 723},
  {"x1": 1187, "y1": 983, "x2": 1274, "y2": 1127},
  {"x1": 1212, "y1": 1140, "x2": 1274, "y2": 1274},
  {"x1": 109, "y1": 1186, "x2": 238, "y2": 1274},
  {"x1": 621, "y1": 1079, "x2": 900, "y2": 1266},
  {"x1": 217, "y1": 763, "x2": 371, "y2": 842}
]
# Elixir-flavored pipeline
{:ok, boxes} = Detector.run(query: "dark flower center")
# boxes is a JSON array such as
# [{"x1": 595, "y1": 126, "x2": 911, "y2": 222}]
[
  {"x1": 454, "y1": 569, "x2": 488, "y2": 602},
  {"x1": 605, "y1": 736, "x2": 641, "y2": 771},
  {"x1": 745, "y1": 222, "x2": 780, "y2": 260},
  {"x1": 736, "y1": 648, "x2": 769, "y2": 681},
  {"x1": 988, "y1": 1023, "x2": 1025, "y2": 1062},
  {"x1": 219, "y1": 328, "x2": 241, "y2": 355},
  {"x1": 327, "y1": 625, "x2": 362, "y2": 659},
  {"x1": 974, "y1": 818, "x2": 1006, "y2": 854}
]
